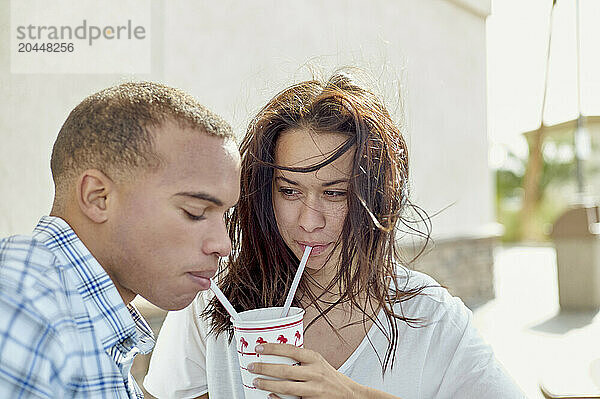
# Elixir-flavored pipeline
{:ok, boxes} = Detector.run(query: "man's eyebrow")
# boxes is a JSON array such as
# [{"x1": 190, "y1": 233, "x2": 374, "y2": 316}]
[
  {"x1": 275, "y1": 176, "x2": 348, "y2": 187},
  {"x1": 174, "y1": 192, "x2": 223, "y2": 207}
]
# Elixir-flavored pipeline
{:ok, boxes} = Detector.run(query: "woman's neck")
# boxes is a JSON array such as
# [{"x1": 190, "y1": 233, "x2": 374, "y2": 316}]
[
  {"x1": 301, "y1": 269, "x2": 372, "y2": 314},
  {"x1": 303, "y1": 258, "x2": 342, "y2": 298}
]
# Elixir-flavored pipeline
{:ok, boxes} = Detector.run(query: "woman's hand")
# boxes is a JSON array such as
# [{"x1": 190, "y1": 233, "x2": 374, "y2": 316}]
[{"x1": 247, "y1": 343, "x2": 365, "y2": 399}]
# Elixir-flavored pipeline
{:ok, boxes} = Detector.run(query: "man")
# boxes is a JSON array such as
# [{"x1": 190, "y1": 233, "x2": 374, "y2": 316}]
[{"x1": 0, "y1": 82, "x2": 241, "y2": 398}]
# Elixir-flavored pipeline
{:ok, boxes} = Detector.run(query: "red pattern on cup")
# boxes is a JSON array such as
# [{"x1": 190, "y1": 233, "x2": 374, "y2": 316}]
[
  {"x1": 277, "y1": 334, "x2": 288, "y2": 344},
  {"x1": 240, "y1": 337, "x2": 248, "y2": 356}
]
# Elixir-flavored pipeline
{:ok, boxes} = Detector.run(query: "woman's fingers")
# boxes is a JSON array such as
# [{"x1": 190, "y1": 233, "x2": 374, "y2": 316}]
[
  {"x1": 256, "y1": 343, "x2": 320, "y2": 363},
  {"x1": 253, "y1": 378, "x2": 312, "y2": 397},
  {"x1": 248, "y1": 361, "x2": 315, "y2": 381},
  {"x1": 248, "y1": 343, "x2": 336, "y2": 398}
]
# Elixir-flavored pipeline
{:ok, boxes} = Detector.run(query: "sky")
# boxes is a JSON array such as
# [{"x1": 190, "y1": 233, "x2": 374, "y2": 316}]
[{"x1": 487, "y1": 0, "x2": 600, "y2": 164}]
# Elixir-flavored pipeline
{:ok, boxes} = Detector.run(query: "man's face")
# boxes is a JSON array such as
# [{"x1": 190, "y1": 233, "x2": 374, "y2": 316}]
[{"x1": 106, "y1": 122, "x2": 240, "y2": 311}]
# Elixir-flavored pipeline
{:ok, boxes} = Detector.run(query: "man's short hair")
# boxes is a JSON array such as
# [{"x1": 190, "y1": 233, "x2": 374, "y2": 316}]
[{"x1": 51, "y1": 81, "x2": 234, "y2": 194}]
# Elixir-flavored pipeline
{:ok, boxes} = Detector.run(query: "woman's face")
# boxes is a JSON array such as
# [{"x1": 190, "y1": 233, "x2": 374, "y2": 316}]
[{"x1": 272, "y1": 129, "x2": 353, "y2": 272}]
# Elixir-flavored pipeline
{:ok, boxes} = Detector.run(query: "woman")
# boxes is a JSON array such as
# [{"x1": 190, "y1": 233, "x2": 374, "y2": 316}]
[{"x1": 144, "y1": 71, "x2": 525, "y2": 398}]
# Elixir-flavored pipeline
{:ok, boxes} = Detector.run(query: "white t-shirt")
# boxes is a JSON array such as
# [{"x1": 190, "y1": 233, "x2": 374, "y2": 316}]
[{"x1": 144, "y1": 270, "x2": 525, "y2": 398}]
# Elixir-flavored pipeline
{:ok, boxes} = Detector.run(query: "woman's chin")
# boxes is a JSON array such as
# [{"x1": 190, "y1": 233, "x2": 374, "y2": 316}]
[{"x1": 305, "y1": 262, "x2": 326, "y2": 273}]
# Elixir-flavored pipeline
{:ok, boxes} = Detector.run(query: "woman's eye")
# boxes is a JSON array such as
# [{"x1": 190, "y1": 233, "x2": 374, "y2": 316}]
[
  {"x1": 279, "y1": 187, "x2": 300, "y2": 198},
  {"x1": 324, "y1": 190, "x2": 347, "y2": 199},
  {"x1": 183, "y1": 209, "x2": 206, "y2": 221}
]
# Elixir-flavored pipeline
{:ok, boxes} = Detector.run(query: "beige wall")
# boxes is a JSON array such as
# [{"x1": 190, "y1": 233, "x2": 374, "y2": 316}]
[{"x1": 0, "y1": 0, "x2": 493, "y2": 241}]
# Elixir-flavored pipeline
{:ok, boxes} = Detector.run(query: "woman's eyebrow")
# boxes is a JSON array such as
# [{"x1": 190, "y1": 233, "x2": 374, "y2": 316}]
[
  {"x1": 321, "y1": 179, "x2": 348, "y2": 187},
  {"x1": 275, "y1": 176, "x2": 299, "y2": 186},
  {"x1": 275, "y1": 176, "x2": 348, "y2": 187}
]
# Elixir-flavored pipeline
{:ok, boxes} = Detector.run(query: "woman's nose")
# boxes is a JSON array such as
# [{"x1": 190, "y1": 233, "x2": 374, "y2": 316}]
[{"x1": 297, "y1": 198, "x2": 326, "y2": 233}]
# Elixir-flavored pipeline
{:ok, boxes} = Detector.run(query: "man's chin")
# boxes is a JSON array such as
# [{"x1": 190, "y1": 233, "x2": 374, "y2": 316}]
[{"x1": 144, "y1": 293, "x2": 198, "y2": 312}]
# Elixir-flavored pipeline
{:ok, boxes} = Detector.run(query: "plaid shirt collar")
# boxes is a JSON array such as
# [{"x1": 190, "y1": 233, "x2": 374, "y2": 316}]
[{"x1": 33, "y1": 216, "x2": 154, "y2": 354}]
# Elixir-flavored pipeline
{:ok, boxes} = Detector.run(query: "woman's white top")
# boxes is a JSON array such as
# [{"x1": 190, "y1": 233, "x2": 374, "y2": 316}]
[{"x1": 143, "y1": 270, "x2": 525, "y2": 398}]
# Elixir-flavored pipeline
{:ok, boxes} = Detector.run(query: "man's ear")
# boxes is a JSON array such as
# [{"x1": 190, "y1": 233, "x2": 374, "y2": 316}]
[{"x1": 76, "y1": 169, "x2": 114, "y2": 224}]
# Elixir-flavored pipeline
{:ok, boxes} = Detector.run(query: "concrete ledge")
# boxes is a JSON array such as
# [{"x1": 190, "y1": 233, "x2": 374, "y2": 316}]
[{"x1": 404, "y1": 232, "x2": 498, "y2": 308}]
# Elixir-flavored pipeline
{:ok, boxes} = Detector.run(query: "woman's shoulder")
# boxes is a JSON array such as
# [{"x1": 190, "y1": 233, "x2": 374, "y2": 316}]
[
  {"x1": 192, "y1": 289, "x2": 216, "y2": 323},
  {"x1": 391, "y1": 267, "x2": 470, "y2": 326},
  {"x1": 194, "y1": 289, "x2": 214, "y2": 308},
  {"x1": 393, "y1": 266, "x2": 445, "y2": 301}
]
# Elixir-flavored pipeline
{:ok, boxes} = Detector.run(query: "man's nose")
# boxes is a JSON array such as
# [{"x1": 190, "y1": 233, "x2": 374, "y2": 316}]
[{"x1": 203, "y1": 216, "x2": 232, "y2": 257}]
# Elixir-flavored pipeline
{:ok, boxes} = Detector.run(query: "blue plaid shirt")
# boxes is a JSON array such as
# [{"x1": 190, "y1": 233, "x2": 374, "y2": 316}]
[{"x1": 0, "y1": 216, "x2": 155, "y2": 398}]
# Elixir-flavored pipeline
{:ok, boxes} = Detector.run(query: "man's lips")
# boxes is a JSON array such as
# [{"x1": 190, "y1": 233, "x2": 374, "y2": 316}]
[
  {"x1": 188, "y1": 270, "x2": 217, "y2": 279},
  {"x1": 186, "y1": 270, "x2": 216, "y2": 290}
]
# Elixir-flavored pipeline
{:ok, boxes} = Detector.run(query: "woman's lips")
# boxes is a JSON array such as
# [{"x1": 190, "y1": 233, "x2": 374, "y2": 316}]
[{"x1": 297, "y1": 242, "x2": 330, "y2": 256}]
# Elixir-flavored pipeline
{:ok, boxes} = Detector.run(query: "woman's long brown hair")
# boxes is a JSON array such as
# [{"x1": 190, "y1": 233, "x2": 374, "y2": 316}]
[{"x1": 204, "y1": 70, "x2": 432, "y2": 373}]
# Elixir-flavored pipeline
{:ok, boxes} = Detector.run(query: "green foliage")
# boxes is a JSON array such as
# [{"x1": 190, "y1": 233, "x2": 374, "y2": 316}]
[
  {"x1": 539, "y1": 153, "x2": 575, "y2": 201},
  {"x1": 495, "y1": 145, "x2": 575, "y2": 242},
  {"x1": 496, "y1": 169, "x2": 522, "y2": 202}
]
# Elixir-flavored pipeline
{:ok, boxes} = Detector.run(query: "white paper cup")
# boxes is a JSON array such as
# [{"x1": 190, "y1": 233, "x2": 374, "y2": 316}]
[{"x1": 232, "y1": 306, "x2": 304, "y2": 399}]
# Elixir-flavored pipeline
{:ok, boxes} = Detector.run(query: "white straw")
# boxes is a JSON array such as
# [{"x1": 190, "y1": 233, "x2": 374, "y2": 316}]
[
  {"x1": 209, "y1": 278, "x2": 241, "y2": 320},
  {"x1": 281, "y1": 246, "x2": 312, "y2": 318}
]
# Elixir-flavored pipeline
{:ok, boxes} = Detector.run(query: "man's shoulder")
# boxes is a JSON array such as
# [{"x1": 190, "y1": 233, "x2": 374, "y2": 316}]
[
  {"x1": 1, "y1": 233, "x2": 63, "y2": 289},
  {"x1": 1, "y1": 233, "x2": 58, "y2": 270},
  {"x1": 0, "y1": 234, "x2": 74, "y2": 321},
  {"x1": 0, "y1": 280, "x2": 83, "y2": 398},
  {"x1": 0, "y1": 235, "x2": 78, "y2": 345},
  {"x1": 0, "y1": 235, "x2": 81, "y2": 356}
]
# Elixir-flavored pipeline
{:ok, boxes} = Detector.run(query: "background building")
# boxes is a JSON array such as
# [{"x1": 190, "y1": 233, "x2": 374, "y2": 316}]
[
  {"x1": 1, "y1": 0, "x2": 498, "y2": 395},
  {"x1": 1, "y1": 0, "x2": 495, "y2": 305}
]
